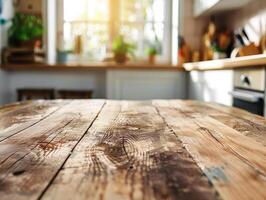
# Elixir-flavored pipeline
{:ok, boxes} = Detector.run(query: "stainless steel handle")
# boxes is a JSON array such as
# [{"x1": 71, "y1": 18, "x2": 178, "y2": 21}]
[{"x1": 229, "y1": 91, "x2": 264, "y2": 103}]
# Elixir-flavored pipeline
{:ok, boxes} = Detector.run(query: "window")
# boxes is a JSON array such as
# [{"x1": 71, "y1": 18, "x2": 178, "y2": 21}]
[{"x1": 58, "y1": 0, "x2": 178, "y2": 62}]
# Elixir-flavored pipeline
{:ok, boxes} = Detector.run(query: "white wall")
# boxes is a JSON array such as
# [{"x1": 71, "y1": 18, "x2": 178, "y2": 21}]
[
  {"x1": 189, "y1": 70, "x2": 233, "y2": 106},
  {"x1": 0, "y1": 0, "x2": 13, "y2": 104},
  {"x1": 179, "y1": 0, "x2": 208, "y2": 51},
  {"x1": 6, "y1": 69, "x2": 188, "y2": 103},
  {"x1": 107, "y1": 70, "x2": 188, "y2": 100}
]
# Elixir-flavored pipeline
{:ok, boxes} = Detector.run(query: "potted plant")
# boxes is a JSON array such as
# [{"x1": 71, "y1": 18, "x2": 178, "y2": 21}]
[
  {"x1": 112, "y1": 35, "x2": 135, "y2": 64},
  {"x1": 57, "y1": 49, "x2": 73, "y2": 64},
  {"x1": 147, "y1": 47, "x2": 158, "y2": 64},
  {"x1": 8, "y1": 13, "x2": 43, "y2": 48}
]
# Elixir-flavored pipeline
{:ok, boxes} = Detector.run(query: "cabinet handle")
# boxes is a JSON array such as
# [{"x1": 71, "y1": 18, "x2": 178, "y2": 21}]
[
  {"x1": 240, "y1": 75, "x2": 251, "y2": 86},
  {"x1": 229, "y1": 91, "x2": 263, "y2": 103}
]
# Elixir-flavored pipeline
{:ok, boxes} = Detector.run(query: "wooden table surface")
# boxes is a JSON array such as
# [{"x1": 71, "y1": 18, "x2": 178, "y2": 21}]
[{"x1": 0, "y1": 100, "x2": 265, "y2": 200}]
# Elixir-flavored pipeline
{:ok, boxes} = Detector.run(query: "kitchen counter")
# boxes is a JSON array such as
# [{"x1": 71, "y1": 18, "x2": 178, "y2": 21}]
[
  {"x1": 0, "y1": 62, "x2": 185, "y2": 71},
  {"x1": 184, "y1": 54, "x2": 266, "y2": 71},
  {"x1": 2, "y1": 54, "x2": 266, "y2": 72},
  {"x1": 0, "y1": 100, "x2": 265, "y2": 200}
]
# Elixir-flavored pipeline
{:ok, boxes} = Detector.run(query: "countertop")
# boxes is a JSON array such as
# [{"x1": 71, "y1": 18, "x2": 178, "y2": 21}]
[
  {"x1": 183, "y1": 54, "x2": 266, "y2": 71},
  {"x1": 0, "y1": 62, "x2": 185, "y2": 71},
  {"x1": 2, "y1": 54, "x2": 266, "y2": 72},
  {"x1": 0, "y1": 100, "x2": 265, "y2": 200}
]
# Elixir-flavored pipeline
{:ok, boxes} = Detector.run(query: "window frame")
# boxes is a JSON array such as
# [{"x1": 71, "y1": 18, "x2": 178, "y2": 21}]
[{"x1": 57, "y1": 0, "x2": 178, "y2": 63}]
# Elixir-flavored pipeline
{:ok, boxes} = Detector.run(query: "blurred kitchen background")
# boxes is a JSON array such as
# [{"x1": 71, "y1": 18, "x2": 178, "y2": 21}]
[{"x1": 1, "y1": 0, "x2": 266, "y2": 116}]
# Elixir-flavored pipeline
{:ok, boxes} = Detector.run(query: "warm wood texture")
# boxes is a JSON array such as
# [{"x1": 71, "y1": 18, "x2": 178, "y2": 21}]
[
  {"x1": 41, "y1": 101, "x2": 217, "y2": 200},
  {"x1": 1, "y1": 62, "x2": 184, "y2": 71},
  {"x1": 0, "y1": 100, "x2": 105, "y2": 200},
  {"x1": 0, "y1": 100, "x2": 265, "y2": 200},
  {"x1": 184, "y1": 54, "x2": 266, "y2": 71},
  {"x1": 0, "y1": 100, "x2": 66, "y2": 142},
  {"x1": 2, "y1": 54, "x2": 266, "y2": 72},
  {"x1": 154, "y1": 100, "x2": 266, "y2": 200}
]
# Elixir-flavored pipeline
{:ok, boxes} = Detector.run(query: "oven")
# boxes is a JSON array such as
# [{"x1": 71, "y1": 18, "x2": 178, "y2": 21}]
[{"x1": 230, "y1": 68, "x2": 265, "y2": 116}]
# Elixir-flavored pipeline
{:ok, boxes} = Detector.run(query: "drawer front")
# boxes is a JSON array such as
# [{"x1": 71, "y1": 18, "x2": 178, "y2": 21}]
[{"x1": 234, "y1": 68, "x2": 265, "y2": 91}]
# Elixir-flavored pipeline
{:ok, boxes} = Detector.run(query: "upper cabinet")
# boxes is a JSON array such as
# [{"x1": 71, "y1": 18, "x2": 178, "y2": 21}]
[{"x1": 194, "y1": 0, "x2": 252, "y2": 17}]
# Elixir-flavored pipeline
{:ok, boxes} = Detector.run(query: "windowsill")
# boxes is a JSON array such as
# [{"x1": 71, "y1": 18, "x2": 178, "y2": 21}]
[
  {"x1": 3, "y1": 55, "x2": 266, "y2": 72},
  {"x1": 0, "y1": 61, "x2": 185, "y2": 71}
]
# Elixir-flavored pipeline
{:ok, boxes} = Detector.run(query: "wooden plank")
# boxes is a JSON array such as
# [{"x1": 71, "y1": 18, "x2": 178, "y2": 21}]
[
  {"x1": 154, "y1": 100, "x2": 266, "y2": 200},
  {"x1": 0, "y1": 100, "x2": 105, "y2": 200},
  {"x1": 0, "y1": 102, "x2": 25, "y2": 113},
  {"x1": 166, "y1": 100, "x2": 266, "y2": 146},
  {"x1": 1, "y1": 63, "x2": 184, "y2": 71},
  {"x1": 206, "y1": 101, "x2": 266, "y2": 127},
  {"x1": 41, "y1": 101, "x2": 218, "y2": 200},
  {"x1": 0, "y1": 100, "x2": 67, "y2": 142},
  {"x1": 0, "y1": 101, "x2": 35, "y2": 118},
  {"x1": 189, "y1": 101, "x2": 266, "y2": 146}
]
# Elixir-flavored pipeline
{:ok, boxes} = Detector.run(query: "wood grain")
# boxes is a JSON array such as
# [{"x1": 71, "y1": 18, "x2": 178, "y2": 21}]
[
  {"x1": 0, "y1": 100, "x2": 105, "y2": 200},
  {"x1": 0, "y1": 100, "x2": 66, "y2": 142},
  {"x1": 0, "y1": 100, "x2": 265, "y2": 200},
  {"x1": 164, "y1": 100, "x2": 266, "y2": 146},
  {"x1": 154, "y1": 100, "x2": 266, "y2": 200},
  {"x1": 192, "y1": 101, "x2": 266, "y2": 146},
  {"x1": 41, "y1": 101, "x2": 217, "y2": 200}
]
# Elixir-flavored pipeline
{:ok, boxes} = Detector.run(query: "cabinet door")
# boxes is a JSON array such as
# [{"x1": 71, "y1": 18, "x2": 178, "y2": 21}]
[
  {"x1": 107, "y1": 70, "x2": 187, "y2": 100},
  {"x1": 194, "y1": 0, "x2": 219, "y2": 16},
  {"x1": 189, "y1": 70, "x2": 233, "y2": 106}
]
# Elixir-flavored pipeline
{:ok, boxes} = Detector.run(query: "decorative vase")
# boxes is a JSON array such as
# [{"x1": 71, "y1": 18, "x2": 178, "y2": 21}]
[{"x1": 148, "y1": 54, "x2": 156, "y2": 64}]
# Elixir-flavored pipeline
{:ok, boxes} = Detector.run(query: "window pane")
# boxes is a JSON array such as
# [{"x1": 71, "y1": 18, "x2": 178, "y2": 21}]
[
  {"x1": 63, "y1": 22, "x2": 109, "y2": 61},
  {"x1": 120, "y1": 22, "x2": 164, "y2": 58},
  {"x1": 121, "y1": 0, "x2": 165, "y2": 22},
  {"x1": 64, "y1": 0, "x2": 87, "y2": 21},
  {"x1": 84, "y1": 23, "x2": 109, "y2": 60},
  {"x1": 64, "y1": 0, "x2": 109, "y2": 21},
  {"x1": 87, "y1": 0, "x2": 109, "y2": 21},
  {"x1": 62, "y1": 0, "x2": 171, "y2": 62}
]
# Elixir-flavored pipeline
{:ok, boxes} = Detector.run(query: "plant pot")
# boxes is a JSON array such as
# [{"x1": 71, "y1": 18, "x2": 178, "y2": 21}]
[
  {"x1": 148, "y1": 54, "x2": 156, "y2": 64},
  {"x1": 11, "y1": 37, "x2": 42, "y2": 49},
  {"x1": 57, "y1": 51, "x2": 69, "y2": 64},
  {"x1": 114, "y1": 53, "x2": 127, "y2": 64}
]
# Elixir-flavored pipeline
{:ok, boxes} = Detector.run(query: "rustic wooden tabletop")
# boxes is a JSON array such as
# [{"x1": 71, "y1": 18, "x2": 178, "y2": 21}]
[{"x1": 0, "y1": 100, "x2": 265, "y2": 200}]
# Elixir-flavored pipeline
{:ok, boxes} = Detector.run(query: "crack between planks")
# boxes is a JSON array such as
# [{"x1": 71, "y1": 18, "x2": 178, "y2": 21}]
[
  {"x1": 152, "y1": 102, "x2": 222, "y2": 199},
  {"x1": 37, "y1": 100, "x2": 107, "y2": 200},
  {"x1": 0, "y1": 118, "x2": 76, "y2": 186},
  {"x1": 170, "y1": 102, "x2": 266, "y2": 174},
  {"x1": 195, "y1": 123, "x2": 266, "y2": 178},
  {"x1": 0, "y1": 117, "x2": 75, "y2": 166},
  {"x1": 0, "y1": 101, "x2": 72, "y2": 143}
]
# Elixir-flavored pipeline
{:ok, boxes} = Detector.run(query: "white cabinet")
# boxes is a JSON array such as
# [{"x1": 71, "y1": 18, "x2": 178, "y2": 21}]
[
  {"x1": 194, "y1": 0, "x2": 252, "y2": 17},
  {"x1": 189, "y1": 70, "x2": 233, "y2": 106},
  {"x1": 107, "y1": 70, "x2": 188, "y2": 100},
  {"x1": 194, "y1": 0, "x2": 219, "y2": 17}
]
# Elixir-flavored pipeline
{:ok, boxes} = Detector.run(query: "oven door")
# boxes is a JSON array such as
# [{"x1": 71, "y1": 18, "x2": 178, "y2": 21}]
[{"x1": 229, "y1": 89, "x2": 264, "y2": 116}]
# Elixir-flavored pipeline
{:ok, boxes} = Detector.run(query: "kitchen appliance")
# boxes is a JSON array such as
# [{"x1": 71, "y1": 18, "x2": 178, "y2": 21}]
[{"x1": 230, "y1": 68, "x2": 265, "y2": 116}]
